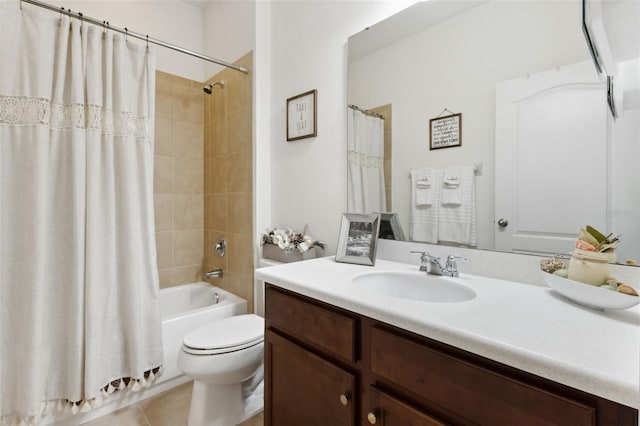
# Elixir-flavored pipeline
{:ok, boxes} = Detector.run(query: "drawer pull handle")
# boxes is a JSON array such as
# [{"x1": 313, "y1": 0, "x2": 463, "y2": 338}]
[
  {"x1": 367, "y1": 412, "x2": 377, "y2": 424},
  {"x1": 339, "y1": 394, "x2": 349, "y2": 406}
]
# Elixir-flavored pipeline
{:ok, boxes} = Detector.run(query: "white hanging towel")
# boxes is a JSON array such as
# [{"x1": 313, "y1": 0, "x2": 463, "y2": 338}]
[
  {"x1": 438, "y1": 166, "x2": 477, "y2": 246},
  {"x1": 441, "y1": 165, "x2": 462, "y2": 205},
  {"x1": 414, "y1": 168, "x2": 435, "y2": 206},
  {"x1": 410, "y1": 168, "x2": 442, "y2": 243}
]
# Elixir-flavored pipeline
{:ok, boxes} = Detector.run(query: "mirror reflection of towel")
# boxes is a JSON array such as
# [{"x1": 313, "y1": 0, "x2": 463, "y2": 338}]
[
  {"x1": 442, "y1": 166, "x2": 462, "y2": 205},
  {"x1": 415, "y1": 170, "x2": 435, "y2": 206},
  {"x1": 410, "y1": 168, "x2": 440, "y2": 243},
  {"x1": 438, "y1": 165, "x2": 477, "y2": 246}
]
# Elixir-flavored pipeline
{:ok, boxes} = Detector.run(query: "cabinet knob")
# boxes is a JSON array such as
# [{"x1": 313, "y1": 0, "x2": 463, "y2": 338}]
[
  {"x1": 367, "y1": 412, "x2": 377, "y2": 424},
  {"x1": 339, "y1": 394, "x2": 349, "y2": 406}
]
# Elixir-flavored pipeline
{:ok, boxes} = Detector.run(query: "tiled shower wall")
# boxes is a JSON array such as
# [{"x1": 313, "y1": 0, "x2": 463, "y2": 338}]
[
  {"x1": 203, "y1": 52, "x2": 255, "y2": 311},
  {"x1": 152, "y1": 53, "x2": 254, "y2": 313},
  {"x1": 154, "y1": 71, "x2": 205, "y2": 288}
]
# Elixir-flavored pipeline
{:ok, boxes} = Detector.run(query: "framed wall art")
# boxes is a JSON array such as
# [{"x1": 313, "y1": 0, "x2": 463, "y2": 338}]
[
  {"x1": 429, "y1": 112, "x2": 462, "y2": 150},
  {"x1": 287, "y1": 89, "x2": 317, "y2": 141},
  {"x1": 335, "y1": 213, "x2": 380, "y2": 266}
]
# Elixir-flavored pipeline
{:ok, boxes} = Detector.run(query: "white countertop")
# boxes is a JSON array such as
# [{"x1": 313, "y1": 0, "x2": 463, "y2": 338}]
[{"x1": 255, "y1": 256, "x2": 640, "y2": 410}]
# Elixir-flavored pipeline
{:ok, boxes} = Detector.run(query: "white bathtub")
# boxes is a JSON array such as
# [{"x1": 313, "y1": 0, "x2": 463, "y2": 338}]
[{"x1": 51, "y1": 282, "x2": 247, "y2": 425}]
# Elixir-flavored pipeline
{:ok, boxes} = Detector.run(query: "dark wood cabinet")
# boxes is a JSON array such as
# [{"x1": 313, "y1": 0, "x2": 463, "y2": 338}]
[
  {"x1": 265, "y1": 329, "x2": 356, "y2": 426},
  {"x1": 264, "y1": 284, "x2": 638, "y2": 426}
]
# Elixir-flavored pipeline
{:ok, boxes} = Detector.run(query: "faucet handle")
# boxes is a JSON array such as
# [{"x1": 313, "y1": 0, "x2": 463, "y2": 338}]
[
  {"x1": 410, "y1": 251, "x2": 431, "y2": 271},
  {"x1": 444, "y1": 255, "x2": 468, "y2": 277},
  {"x1": 446, "y1": 255, "x2": 468, "y2": 264}
]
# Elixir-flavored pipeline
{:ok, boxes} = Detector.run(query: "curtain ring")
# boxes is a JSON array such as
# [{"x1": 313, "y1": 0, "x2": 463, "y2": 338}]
[
  {"x1": 19, "y1": 0, "x2": 22, "y2": 11},
  {"x1": 125, "y1": 27, "x2": 128, "y2": 41},
  {"x1": 146, "y1": 35, "x2": 149, "y2": 49},
  {"x1": 59, "y1": 7, "x2": 64, "y2": 21}
]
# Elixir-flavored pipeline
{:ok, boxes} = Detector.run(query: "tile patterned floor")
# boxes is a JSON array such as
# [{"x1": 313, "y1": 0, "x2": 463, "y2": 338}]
[{"x1": 85, "y1": 381, "x2": 263, "y2": 426}]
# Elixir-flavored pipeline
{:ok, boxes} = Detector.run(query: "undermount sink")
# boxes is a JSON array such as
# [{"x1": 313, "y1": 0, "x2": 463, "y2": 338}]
[{"x1": 350, "y1": 271, "x2": 476, "y2": 303}]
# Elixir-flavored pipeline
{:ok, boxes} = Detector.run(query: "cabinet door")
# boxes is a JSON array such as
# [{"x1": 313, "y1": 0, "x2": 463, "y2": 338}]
[
  {"x1": 368, "y1": 387, "x2": 449, "y2": 426},
  {"x1": 265, "y1": 329, "x2": 356, "y2": 426}
]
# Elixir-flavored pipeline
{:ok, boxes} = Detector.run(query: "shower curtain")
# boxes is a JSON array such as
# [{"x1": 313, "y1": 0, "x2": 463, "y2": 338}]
[
  {"x1": 347, "y1": 107, "x2": 386, "y2": 213},
  {"x1": 0, "y1": 3, "x2": 163, "y2": 424}
]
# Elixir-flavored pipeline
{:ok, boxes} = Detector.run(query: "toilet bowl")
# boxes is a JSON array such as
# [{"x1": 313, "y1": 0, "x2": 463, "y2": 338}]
[{"x1": 178, "y1": 314, "x2": 265, "y2": 426}]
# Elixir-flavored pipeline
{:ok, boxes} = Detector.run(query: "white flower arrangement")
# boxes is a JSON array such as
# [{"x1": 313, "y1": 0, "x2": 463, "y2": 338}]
[{"x1": 261, "y1": 227, "x2": 326, "y2": 254}]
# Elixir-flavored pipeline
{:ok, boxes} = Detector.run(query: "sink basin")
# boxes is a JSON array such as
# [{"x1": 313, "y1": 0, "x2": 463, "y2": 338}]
[{"x1": 350, "y1": 271, "x2": 476, "y2": 303}]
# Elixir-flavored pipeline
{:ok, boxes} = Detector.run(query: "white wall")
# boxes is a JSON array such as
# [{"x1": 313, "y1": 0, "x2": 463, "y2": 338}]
[
  {"x1": 348, "y1": 1, "x2": 590, "y2": 250},
  {"x1": 263, "y1": 0, "x2": 417, "y2": 253},
  {"x1": 62, "y1": 0, "x2": 205, "y2": 81},
  {"x1": 203, "y1": 0, "x2": 255, "y2": 78}
]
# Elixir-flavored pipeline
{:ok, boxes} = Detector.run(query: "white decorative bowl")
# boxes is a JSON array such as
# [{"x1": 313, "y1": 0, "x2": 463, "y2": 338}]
[{"x1": 542, "y1": 272, "x2": 640, "y2": 310}]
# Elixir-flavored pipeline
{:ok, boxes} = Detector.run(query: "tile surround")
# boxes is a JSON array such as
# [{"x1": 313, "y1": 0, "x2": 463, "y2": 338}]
[
  {"x1": 203, "y1": 52, "x2": 255, "y2": 312},
  {"x1": 154, "y1": 71, "x2": 205, "y2": 288},
  {"x1": 154, "y1": 53, "x2": 255, "y2": 308}
]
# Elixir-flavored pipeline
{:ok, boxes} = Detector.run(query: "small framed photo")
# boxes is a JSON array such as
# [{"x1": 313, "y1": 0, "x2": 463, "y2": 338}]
[
  {"x1": 287, "y1": 89, "x2": 317, "y2": 141},
  {"x1": 376, "y1": 213, "x2": 405, "y2": 241},
  {"x1": 429, "y1": 113, "x2": 462, "y2": 150},
  {"x1": 336, "y1": 213, "x2": 380, "y2": 266}
]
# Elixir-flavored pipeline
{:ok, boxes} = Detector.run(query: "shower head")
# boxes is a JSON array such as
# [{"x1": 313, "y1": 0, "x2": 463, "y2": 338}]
[{"x1": 203, "y1": 81, "x2": 225, "y2": 94}]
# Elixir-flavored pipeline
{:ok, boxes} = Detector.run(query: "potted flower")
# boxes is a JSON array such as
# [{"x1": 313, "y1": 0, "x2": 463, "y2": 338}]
[{"x1": 567, "y1": 225, "x2": 619, "y2": 285}]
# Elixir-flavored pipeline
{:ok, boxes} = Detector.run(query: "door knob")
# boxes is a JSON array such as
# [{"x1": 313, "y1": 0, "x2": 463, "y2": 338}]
[
  {"x1": 367, "y1": 412, "x2": 377, "y2": 424},
  {"x1": 497, "y1": 218, "x2": 509, "y2": 228}
]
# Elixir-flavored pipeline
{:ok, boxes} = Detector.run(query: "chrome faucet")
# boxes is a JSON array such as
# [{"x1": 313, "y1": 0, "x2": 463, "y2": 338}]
[
  {"x1": 411, "y1": 252, "x2": 468, "y2": 277},
  {"x1": 204, "y1": 268, "x2": 223, "y2": 280},
  {"x1": 411, "y1": 251, "x2": 444, "y2": 275}
]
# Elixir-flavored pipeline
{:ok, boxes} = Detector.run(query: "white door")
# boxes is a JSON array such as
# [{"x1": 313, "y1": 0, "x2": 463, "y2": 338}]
[{"x1": 495, "y1": 61, "x2": 608, "y2": 256}]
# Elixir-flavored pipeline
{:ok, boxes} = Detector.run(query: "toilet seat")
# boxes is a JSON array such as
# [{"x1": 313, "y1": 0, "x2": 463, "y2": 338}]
[{"x1": 183, "y1": 314, "x2": 264, "y2": 356}]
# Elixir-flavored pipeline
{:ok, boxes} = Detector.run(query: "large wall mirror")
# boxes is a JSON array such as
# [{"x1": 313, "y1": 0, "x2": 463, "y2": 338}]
[{"x1": 347, "y1": 0, "x2": 640, "y2": 264}]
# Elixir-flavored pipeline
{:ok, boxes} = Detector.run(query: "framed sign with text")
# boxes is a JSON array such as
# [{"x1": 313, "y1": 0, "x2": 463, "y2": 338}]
[
  {"x1": 287, "y1": 90, "x2": 317, "y2": 141},
  {"x1": 429, "y1": 113, "x2": 462, "y2": 150}
]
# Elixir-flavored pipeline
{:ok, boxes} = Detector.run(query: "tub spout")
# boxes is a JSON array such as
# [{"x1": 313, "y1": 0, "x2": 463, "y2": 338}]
[{"x1": 204, "y1": 269, "x2": 223, "y2": 280}]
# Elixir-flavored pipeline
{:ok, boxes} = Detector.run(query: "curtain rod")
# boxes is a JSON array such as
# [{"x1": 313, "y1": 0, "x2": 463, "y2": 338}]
[
  {"x1": 19, "y1": 0, "x2": 249, "y2": 75},
  {"x1": 348, "y1": 104, "x2": 385, "y2": 120}
]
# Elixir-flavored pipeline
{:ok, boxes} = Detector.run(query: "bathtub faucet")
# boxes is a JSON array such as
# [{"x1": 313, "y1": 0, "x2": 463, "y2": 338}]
[{"x1": 204, "y1": 269, "x2": 223, "y2": 280}]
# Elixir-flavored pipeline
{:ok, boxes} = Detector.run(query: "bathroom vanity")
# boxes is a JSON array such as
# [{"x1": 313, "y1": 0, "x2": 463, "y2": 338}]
[{"x1": 256, "y1": 257, "x2": 639, "y2": 426}]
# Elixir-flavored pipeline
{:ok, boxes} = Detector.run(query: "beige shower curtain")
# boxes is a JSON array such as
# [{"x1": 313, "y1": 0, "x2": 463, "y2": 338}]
[
  {"x1": 0, "y1": 2, "x2": 163, "y2": 424},
  {"x1": 347, "y1": 107, "x2": 386, "y2": 213}
]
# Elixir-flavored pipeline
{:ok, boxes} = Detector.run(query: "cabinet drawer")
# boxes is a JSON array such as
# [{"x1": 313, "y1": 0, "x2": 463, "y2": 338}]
[
  {"x1": 370, "y1": 327, "x2": 596, "y2": 426},
  {"x1": 265, "y1": 286, "x2": 356, "y2": 362}
]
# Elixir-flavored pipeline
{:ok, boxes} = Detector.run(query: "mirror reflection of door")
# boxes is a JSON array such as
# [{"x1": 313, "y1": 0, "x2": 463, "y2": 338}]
[{"x1": 495, "y1": 61, "x2": 607, "y2": 256}]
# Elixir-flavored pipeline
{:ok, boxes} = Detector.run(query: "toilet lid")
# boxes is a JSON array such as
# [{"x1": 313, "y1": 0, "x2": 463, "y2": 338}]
[{"x1": 183, "y1": 314, "x2": 264, "y2": 353}]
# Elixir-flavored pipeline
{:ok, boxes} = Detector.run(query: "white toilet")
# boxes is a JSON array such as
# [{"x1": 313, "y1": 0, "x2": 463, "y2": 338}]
[{"x1": 177, "y1": 314, "x2": 265, "y2": 426}]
